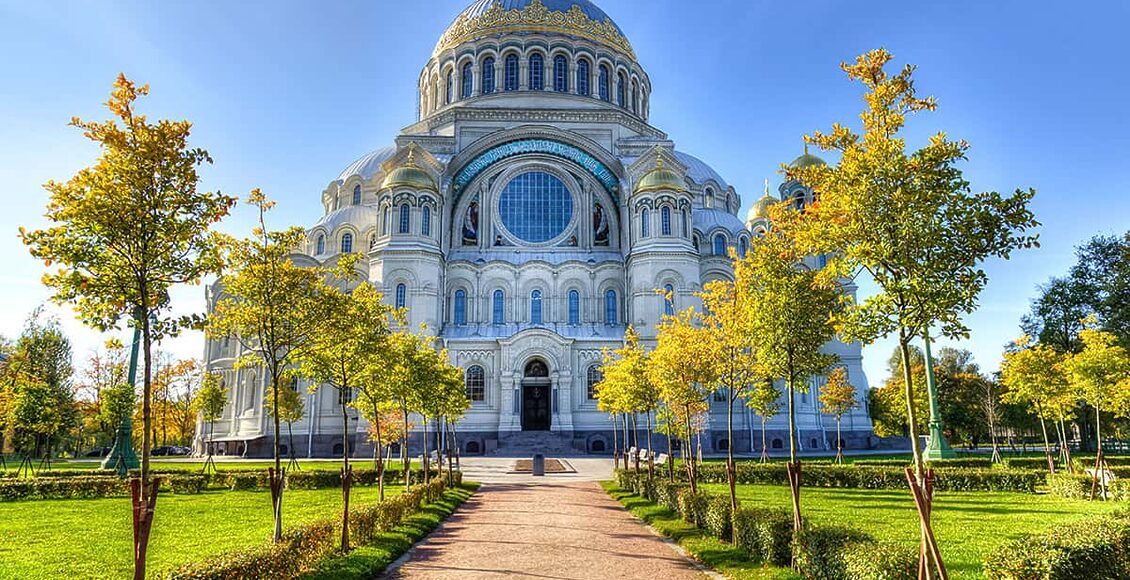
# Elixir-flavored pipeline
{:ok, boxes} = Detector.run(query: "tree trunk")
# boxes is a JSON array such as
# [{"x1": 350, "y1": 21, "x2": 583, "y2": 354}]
[
  {"x1": 646, "y1": 410, "x2": 655, "y2": 480},
  {"x1": 132, "y1": 309, "x2": 160, "y2": 580},
  {"x1": 726, "y1": 393, "x2": 737, "y2": 542},
  {"x1": 835, "y1": 418, "x2": 843, "y2": 464},
  {"x1": 683, "y1": 404, "x2": 696, "y2": 493},
  {"x1": 899, "y1": 332, "x2": 945, "y2": 580},
  {"x1": 402, "y1": 403, "x2": 411, "y2": 490},
  {"x1": 1059, "y1": 419, "x2": 1074, "y2": 474},
  {"x1": 786, "y1": 377, "x2": 801, "y2": 535},
  {"x1": 632, "y1": 413, "x2": 640, "y2": 473},
  {"x1": 665, "y1": 416, "x2": 674, "y2": 482},
  {"x1": 761, "y1": 417, "x2": 769, "y2": 463},
  {"x1": 611, "y1": 415, "x2": 619, "y2": 471},
  {"x1": 340, "y1": 397, "x2": 351, "y2": 552},
  {"x1": 1036, "y1": 406, "x2": 1054, "y2": 474},
  {"x1": 373, "y1": 402, "x2": 384, "y2": 502}
]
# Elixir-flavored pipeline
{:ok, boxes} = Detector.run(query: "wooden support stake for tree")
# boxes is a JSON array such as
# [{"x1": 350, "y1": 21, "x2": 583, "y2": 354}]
[
  {"x1": 905, "y1": 467, "x2": 947, "y2": 580},
  {"x1": 1089, "y1": 449, "x2": 1106, "y2": 501},
  {"x1": 341, "y1": 465, "x2": 352, "y2": 552},
  {"x1": 130, "y1": 477, "x2": 161, "y2": 580},
  {"x1": 786, "y1": 461, "x2": 803, "y2": 532}
]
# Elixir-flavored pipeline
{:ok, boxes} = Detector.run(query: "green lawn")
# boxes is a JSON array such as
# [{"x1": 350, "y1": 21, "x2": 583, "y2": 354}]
[
  {"x1": 700, "y1": 483, "x2": 1121, "y2": 579},
  {"x1": 0, "y1": 483, "x2": 411, "y2": 579},
  {"x1": 1, "y1": 457, "x2": 402, "y2": 473}
]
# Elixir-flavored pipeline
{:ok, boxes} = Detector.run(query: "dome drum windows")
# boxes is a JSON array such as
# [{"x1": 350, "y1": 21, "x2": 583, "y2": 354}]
[
  {"x1": 598, "y1": 65, "x2": 610, "y2": 101},
  {"x1": 398, "y1": 204, "x2": 411, "y2": 234},
  {"x1": 395, "y1": 283, "x2": 407, "y2": 310},
  {"x1": 504, "y1": 54, "x2": 519, "y2": 91},
  {"x1": 713, "y1": 233, "x2": 727, "y2": 256},
  {"x1": 352, "y1": 185, "x2": 362, "y2": 206},
  {"x1": 445, "y1": 69, "x2": 454, "y2": 105},
  {"x1": 341, "y1": 233, "x2": 354, "y2": 254},
  {"x1": 640, "y1": 208, "x2": 650, "y2": 238},
  {"x1": 461, "y1": 62, "x2": 474, "y2": 99},
  {"x1": 553, "y1": 54, "x2": 569, "y2": 93},
  {"x1": 316, "y1": 234, "x2": 325, "y2": 255},
  {"x1": 421, "y1": 205, "x2": 431, "y2": 237},
  {"x1": 577, "y1": 59, "x2": 590, "y2": 96},
  {"x1": 528, "y1": 53, "x2": 544, "y2": 91},
  {"x1": 481, "y1": 57, "x2": 495, "y2": 94},
  {"x1": 661, "y1": 206, "x2": 672, "y2": 236}
]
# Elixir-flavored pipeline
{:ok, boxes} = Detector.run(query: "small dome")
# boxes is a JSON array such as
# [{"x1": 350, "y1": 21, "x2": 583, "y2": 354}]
[
  {"x1": 746, "y1": 192, "x2": 779, "y2": 224},
  {"x1": 381, "y1": 150, "x2": 438, "y2": 193},
  {"x1": 790, "y1": 144, "x2": 827, "y2": 169},
  {"x1": 674, "y1": 150, "x2": 730, "y2": 190},
  {"x1": 693, "y1": 209, "x2": 747, "y2": 237},
  {"x1": 635, "y1": 158, "x2": 685, "y2": 194},
  {"x1": 338, "y1": 146, "x2": 397, "y2": 183}
]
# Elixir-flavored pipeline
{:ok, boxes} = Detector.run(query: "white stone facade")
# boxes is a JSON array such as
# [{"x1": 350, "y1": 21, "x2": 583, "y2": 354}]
[{"x1": 198, "y1": 0, "x2": 874, "y2": 458}]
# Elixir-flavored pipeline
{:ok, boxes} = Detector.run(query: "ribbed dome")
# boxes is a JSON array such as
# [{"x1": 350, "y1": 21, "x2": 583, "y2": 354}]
[
  {"x1": 746, "y1": 192, "x2": 779, "y2": 224},
  {"x1": 381, "y1": 151, "x2": 438, "y2": 192},
  {"x1": 338, "y1": 146, "x2": 396, "y2": 182},
  {"x1": 790, "y1": 145, "x2": 827, "y2": 169},
  {"x1": 635, "y1": 158, "x2": 685, "y2": 193},
  {"x1": 436, "y1": 0, "x2": 633, "y2": 57}
]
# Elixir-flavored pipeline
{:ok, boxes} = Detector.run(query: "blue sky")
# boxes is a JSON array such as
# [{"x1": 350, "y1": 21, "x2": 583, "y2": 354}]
[{"x1": 1, "y1": 0, "x2": 1128, "y2": 387}]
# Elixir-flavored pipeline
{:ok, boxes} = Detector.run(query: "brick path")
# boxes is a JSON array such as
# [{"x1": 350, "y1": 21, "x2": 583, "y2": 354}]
[{"x1": 386, "y1": 481, "x2": 704, "y2": 579}]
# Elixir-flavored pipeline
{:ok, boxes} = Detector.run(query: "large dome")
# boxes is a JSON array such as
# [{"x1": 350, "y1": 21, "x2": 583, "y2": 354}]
[{"x1": 435, "y1": 0, "x2": 633, "y2": 57}]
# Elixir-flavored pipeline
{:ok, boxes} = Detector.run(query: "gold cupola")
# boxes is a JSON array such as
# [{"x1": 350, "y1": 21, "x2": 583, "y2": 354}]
[
  {"x1": 381, "y1": 147, "x2": 438, "y2": 193},
  {"x1": 634, "y1": 157, "x2": 685, "y2": 194}
]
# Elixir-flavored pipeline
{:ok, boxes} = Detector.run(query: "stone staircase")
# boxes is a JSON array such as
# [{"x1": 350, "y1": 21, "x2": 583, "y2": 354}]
[{"x1": 491, "y1": 431, "x2": 577, "y2": 456}]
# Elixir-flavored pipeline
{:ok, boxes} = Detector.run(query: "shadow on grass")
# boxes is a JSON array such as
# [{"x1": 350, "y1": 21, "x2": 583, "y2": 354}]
[
  {"x1": 599, "y1": 482, "x2": 802, "y2": 580},
  {"x1": 302, "y1": 483, "x2": 480, "y2": 580}
]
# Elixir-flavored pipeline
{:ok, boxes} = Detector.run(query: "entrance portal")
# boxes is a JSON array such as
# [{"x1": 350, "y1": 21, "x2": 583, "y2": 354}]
[{"x1": 521, "y1": 359, "x2": 551, "y2": 431}]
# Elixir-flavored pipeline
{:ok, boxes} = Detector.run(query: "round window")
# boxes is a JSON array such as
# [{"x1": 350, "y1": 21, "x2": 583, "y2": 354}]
[{"x1": 498, "y1": 171, "x2": 573, "y2": 243}]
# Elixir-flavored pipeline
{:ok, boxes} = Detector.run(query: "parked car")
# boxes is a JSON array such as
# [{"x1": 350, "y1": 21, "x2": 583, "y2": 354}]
[{"x1": 84, "y1": 447, "x2": 111, "y2": 457}]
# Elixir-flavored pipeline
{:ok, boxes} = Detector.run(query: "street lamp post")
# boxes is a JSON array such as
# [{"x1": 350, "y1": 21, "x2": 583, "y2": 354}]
[{"x1": 922, "y1": 330, "x2": 955, "y2": 460}]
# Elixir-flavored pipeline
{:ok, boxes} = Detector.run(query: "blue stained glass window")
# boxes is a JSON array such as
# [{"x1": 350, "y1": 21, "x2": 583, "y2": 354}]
[
  {"x1": 605, "y1": 290, "x2": 617, "y2": 325},
  {"x1": 531, "y1": 290, "x2": 542, "y2": 324},
  {"x1": 454, "y1": 289, "x2": 466, "y2": 325},
  {"x1": 681, "y1": 210, "x2": 688, "y2": 237},
  {"x1": 482, "y1": 57, "x2": 495, "y2": 94},
  {"x1": 498, "y1": 171, "x2": 573, "y2": 243},
  {"x1": 505, "y1": 54, "x2": 519, "y2": 91},
  {"x1": 661, "y1": 207, "x2": 671, "y2": 236},
  {"x1": 446, "y1": 70, "x2": 453, "y2": 104},
  {"x1": 316, "y1": 235, "x2": 325, "y2": 255},
  {"x1": 739, "y1": 237, "x2": 749, "y2": 258},
  {"x1": 529, "y1": 53, "x2": 544, "y2": 90},
  {"x1": 632, "y1": 83, "x2": 639, "y2": 113},
  {"x1": 421, "y1": 206, "x2": 431, "y2": 237},
  {"x1": 352, "y1": 185, "x2": 361, "y2": 205},
  {"x1": 641, "y1": 208, "x2": 650, "y2": 238},
  {"x1": 598, "y1": 65, "x2": 610, "y2": 101},
  {"x1": 713, "y1": 234, "x2": 726, "y2": 256},
  {"x1": 568, "y1": 290, "x2": 579, "y2": 325},
  {"x1": 553, "y1": 55, "x2": 568, "y2": 92},
  {"x1": 617, "y1": 73, "x2": 626, "y2": 107},
  {"x1": 399, "y1": 204, "x2": 411, "y2": 234},
  {"x1": 577, "y1": 59, "x2": 590, "y2": 96},
  {"x1": 395, "y1": 284, "x2": 406, "y2": 309},
  {"x1": 341, "y1": 233, "x2": 353, "y2": 254},
  {"x1": 664, "y1": 284, "x2": 674, "y2": 316},
  {"x1": 493, "y1": 290, "x2": 504, "y2": 324},
  {"x1": 461, "y1": 62, "x2": 473, "y2": 99}
]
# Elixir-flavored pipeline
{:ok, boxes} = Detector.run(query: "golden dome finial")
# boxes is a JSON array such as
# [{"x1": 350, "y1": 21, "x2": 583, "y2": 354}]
[
  {"x1": 803, "y1": 141, "x2": 809, "y2": 155},
  {"x1": 764, "y1": 178, "x2": 770, "y2": 197}
]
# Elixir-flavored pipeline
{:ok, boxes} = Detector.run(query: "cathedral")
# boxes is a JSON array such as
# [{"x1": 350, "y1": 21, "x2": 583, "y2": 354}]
[{"x1": 199, "y1": 0, "x2": 874, "y2": 458}]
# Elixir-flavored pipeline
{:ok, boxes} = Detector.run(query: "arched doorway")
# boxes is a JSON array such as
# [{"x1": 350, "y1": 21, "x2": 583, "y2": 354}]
[{"x1": 521, "y1": 358, "x2": 551, "y2": 431}]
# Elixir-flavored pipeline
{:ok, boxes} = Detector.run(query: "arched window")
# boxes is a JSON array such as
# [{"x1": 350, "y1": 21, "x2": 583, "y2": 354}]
[
  {"x1": 530, "y1": 290, "x2": 543, "y2": 325},
  {"x1": 661, "y1": 206, "x2": 671, "y2": 236},
  {"x1": 421, "y1": 206, "x2": 431, "y2": 237},
  {"x1": 340, "y1": 233, "x2": 353, "y2": 254},
  {"x1": 681, "y1": 209, "x2": 689, "y2": 238},
  {"x1": 598, "y1": 65, "x2": 610, "y2": 101},
  {"x1": 632, "y1": 81, "x2": 639, "y2": 113},
  {"x1": 382, "y1": 207, "x2": 390, "y2": 235},
  {"x1": 492, "y1": 290, "x2": 504, "y2": 325},
  {"x1": 616, "y1": 73, "x2": 626, "y2": 107},
  {"x1": 316, "y1": 234, "x2": 325, "y2": 255},
  {"x1": 398, "y1": 204, "x2": 411, "y2": 234},
  {"x1": 568, "y1": 290, "x2": 580, "y2": 325},
  {"x1": 481, "y1": 57, "x2": 495, "y2": 94},
  {"x1": 605, "y1": 289, "x2": 617, "y2": 325},
  {"x1": 445, "y1": 69, "x2": 453, "y2": 104},
  {"x1": 504, "y1": 54, "x2": 519, "y2": 91},
  {"x1": 586, "y1": 365, "x2": 603, "y2": 399},
  {"x1": 465, "y1": 365, "x2": 485, "y2": 402},
  {"x1": 528, "y1": 53, "x2": 544, "y2": 90},
  {"x1": 369, "y1": 234, "x2": 376, "y2": 249},
  {"x1": 352, "y1": 185, "x2": 362, "y2": 206},
  {"x1": 553, "y1": 55, "x2": 568, "y2": 92},
  {"x1": 663, "y1": 284, "x2": 675, "y2": 316},
  {"x1": 454, "y1": 289, "x2": 466, "y2": 325},
  {"x1": 395, "y1": 283, "x2": 406, "y2": 309},
  {"x1": 577, "y1": 58, "x2": 590, "y2": 96},
  {"x1": 641, "y1": 208, "x2": 650, "y2": 238},
  {"x1": 713, "y1": 233, "x2": 727, "y2": 256},
  {"x1": 461, "y1": 61, "x2": 473, "y2": 99},
  {"x1": 739, "y1": 237, "x2": 749, "y2": 258}
]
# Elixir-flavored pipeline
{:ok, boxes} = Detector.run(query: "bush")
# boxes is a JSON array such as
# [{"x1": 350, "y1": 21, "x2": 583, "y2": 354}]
[
  {"x1": 0, "y1": 477, "x2": 129, "y2": 501},
  {"x1": 984, "y1": 513, "x2": 1130, "y2": 579},
  {"x1": 842, "y1": 541, "x2": 917, "y2": 580},
  {"x1": 167, "y1": 475, "x2": 206, "y2": 495},
  {"x1": 1047, "y1": 472, "x2": 1092, "y2": 499},
  {"x1": 676, "y1": 488, "x2": 710, "y2": 527},
  {"x1": 169, "y1": 518, "x2": 336, "y2": 580},
  {"x1": 224, "y1": 472, "x2": 267, "y2": 491},
  {"x1": 703, "y1": 494, "x2": 732, "y2": 540},
  {"x1": 733, "y1": 506, "x2": 793, "y2": 566},
  {"x1": 657, "y1": 481, "x2": 686, "y2": 512},
  {"x1": 791, "y1": 525, "x2": 874, "y2": 580},
  {"x1": 689, "y1": 462, "x2": 1042, "y2": 493},
  {"x1": 287, "y1": 470, "x2": 342, "y2": 490}
]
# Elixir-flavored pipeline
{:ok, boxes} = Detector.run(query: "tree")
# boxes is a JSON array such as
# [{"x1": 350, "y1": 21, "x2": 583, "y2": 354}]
[
  {"x1": 19, "y1": 75, "x2": 234, "y2": 579},
  {"x1": 1022, "y1": 277, "x2": 1091, "y2": 354},
  {"x1": 819, "y1": 367, "x2": 859, "y2": 463},
  {"x1": 746, "y1": 379, "x2": 781, "y2": 462},
  {"x1": 739, "y1": 207, "x2": 842, "y2": 537},
  {"x1": 208, "y1": 190, "x2": 342, "y2": 542},
  {"x1": 1000, "y1": 336, "x2": 1069, "y2": 471},
  {"x1": 14, "y1": 309, "x2": 76, "y2": 461},
  {"x1": 1062, "y1": 318, "x2": 1130, "y2": 497},
  {"x1": 193, "y1": 372, "x2": 226, "y2": 472},
  {"x1": 789, "y1": 49, "x2": 1039, "y2": 577},
  {"x1": 597, "y1": 326, "x2": 659, "y2": 476},
  {"x1": 648, "y1": 307, "x2": 718, "y2": 493},
  {"x1": 77, "y1": 344, "x2": 129, "y2": 449},
  {"x1": 298, "y1": 282, "x2": 394, "y2": 552},
  {"x1": 266, "y1": 378, "x2": 305, "y2": 470},
  {"x1": 101, "y1": 381, "x2": 138, "y2": 435},
  {"x1": 700, "y1": 277, "x2": 763, "y2": 529}
]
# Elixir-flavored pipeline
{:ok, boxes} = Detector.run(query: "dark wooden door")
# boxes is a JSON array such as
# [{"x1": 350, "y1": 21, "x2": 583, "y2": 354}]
[{"x1": 522, "y1": 384, "x2": 551, "y2": 431}]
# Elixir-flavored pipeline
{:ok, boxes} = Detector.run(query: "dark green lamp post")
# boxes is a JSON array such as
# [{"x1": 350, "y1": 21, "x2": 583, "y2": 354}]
[
  {"x1": 922, "y1": 330, "x2": 955, "y2": 461},
  {"x1": 101, "y1": 312, "x2": 142, "y2": 476}
]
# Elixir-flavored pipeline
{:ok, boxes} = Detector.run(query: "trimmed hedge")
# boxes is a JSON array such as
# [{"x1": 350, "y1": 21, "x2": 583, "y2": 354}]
[
  {"x1": 703, "y1": 493, "x2": 732, "y2": 540},
  {"x1": 853, "y1": 458, "x2": 993, "y2": 469},
  {"x1": 792, "y1": 525, "x2": 874, "y2": 580},
  {"x1": 691, "y1": 462, "x2": 1042, "y2": 493},
  {"x1": 983, "y1": 510, "x2": 1130, "y2": 579},
  {"x1": 733, "y1": 506, "x2": 792, "y2": 566},
  {"x1": 170, "y1": 475, "x2": 458, "y2": 579},
  {"x1": 676, "y1": 488, "x2": 710, "y2": 528},
  {"x1": 1047, "y1": 472, "x2": 1130, "y2": 501},
  {"x1": 842, "y1": 540, "x2": 919, "y2": 580},
  {"x1": 0, "y1": 476, "x2": 129, "y2": 501}
]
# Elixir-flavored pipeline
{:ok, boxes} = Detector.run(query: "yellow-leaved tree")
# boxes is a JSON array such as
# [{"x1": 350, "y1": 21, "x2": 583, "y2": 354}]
[
  {"x1": 818, "y1": 367, "x2": 859, "y2": 464},
  {"x1": 1000, "y1": 335, "x2": 1070, "y2": 472},
  {"x1": 20, "y1": 74, "x2": 235, "y2": 579}
]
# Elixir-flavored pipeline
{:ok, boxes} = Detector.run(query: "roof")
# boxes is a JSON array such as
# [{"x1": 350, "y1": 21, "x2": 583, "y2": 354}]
[
  {"x1": 337, "y1": 146, "x2": 397, "y2": 183},
  {"x1": 674, "y1": 150, "x2": 730, "y2": 190},
  {"x1": 693, "y1": 208, "x2": 747, "y2": 236},
  {"x1": 310, "y1": 205, "x2": 381, "y2": 239},
  {"x1": 454, "y1": 0, "x2": 624, "y2": 35}
]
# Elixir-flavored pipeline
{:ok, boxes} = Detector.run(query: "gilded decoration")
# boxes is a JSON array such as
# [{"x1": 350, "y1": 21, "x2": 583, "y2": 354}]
[{"x1": 435, "y1": 0, "x2": 635, "y2": 59}]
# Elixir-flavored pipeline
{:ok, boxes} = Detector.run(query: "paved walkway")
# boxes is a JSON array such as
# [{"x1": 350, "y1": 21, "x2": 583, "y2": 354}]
[{"x1": 386, "y1": 481, "x2": 704, "y2": 580}]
